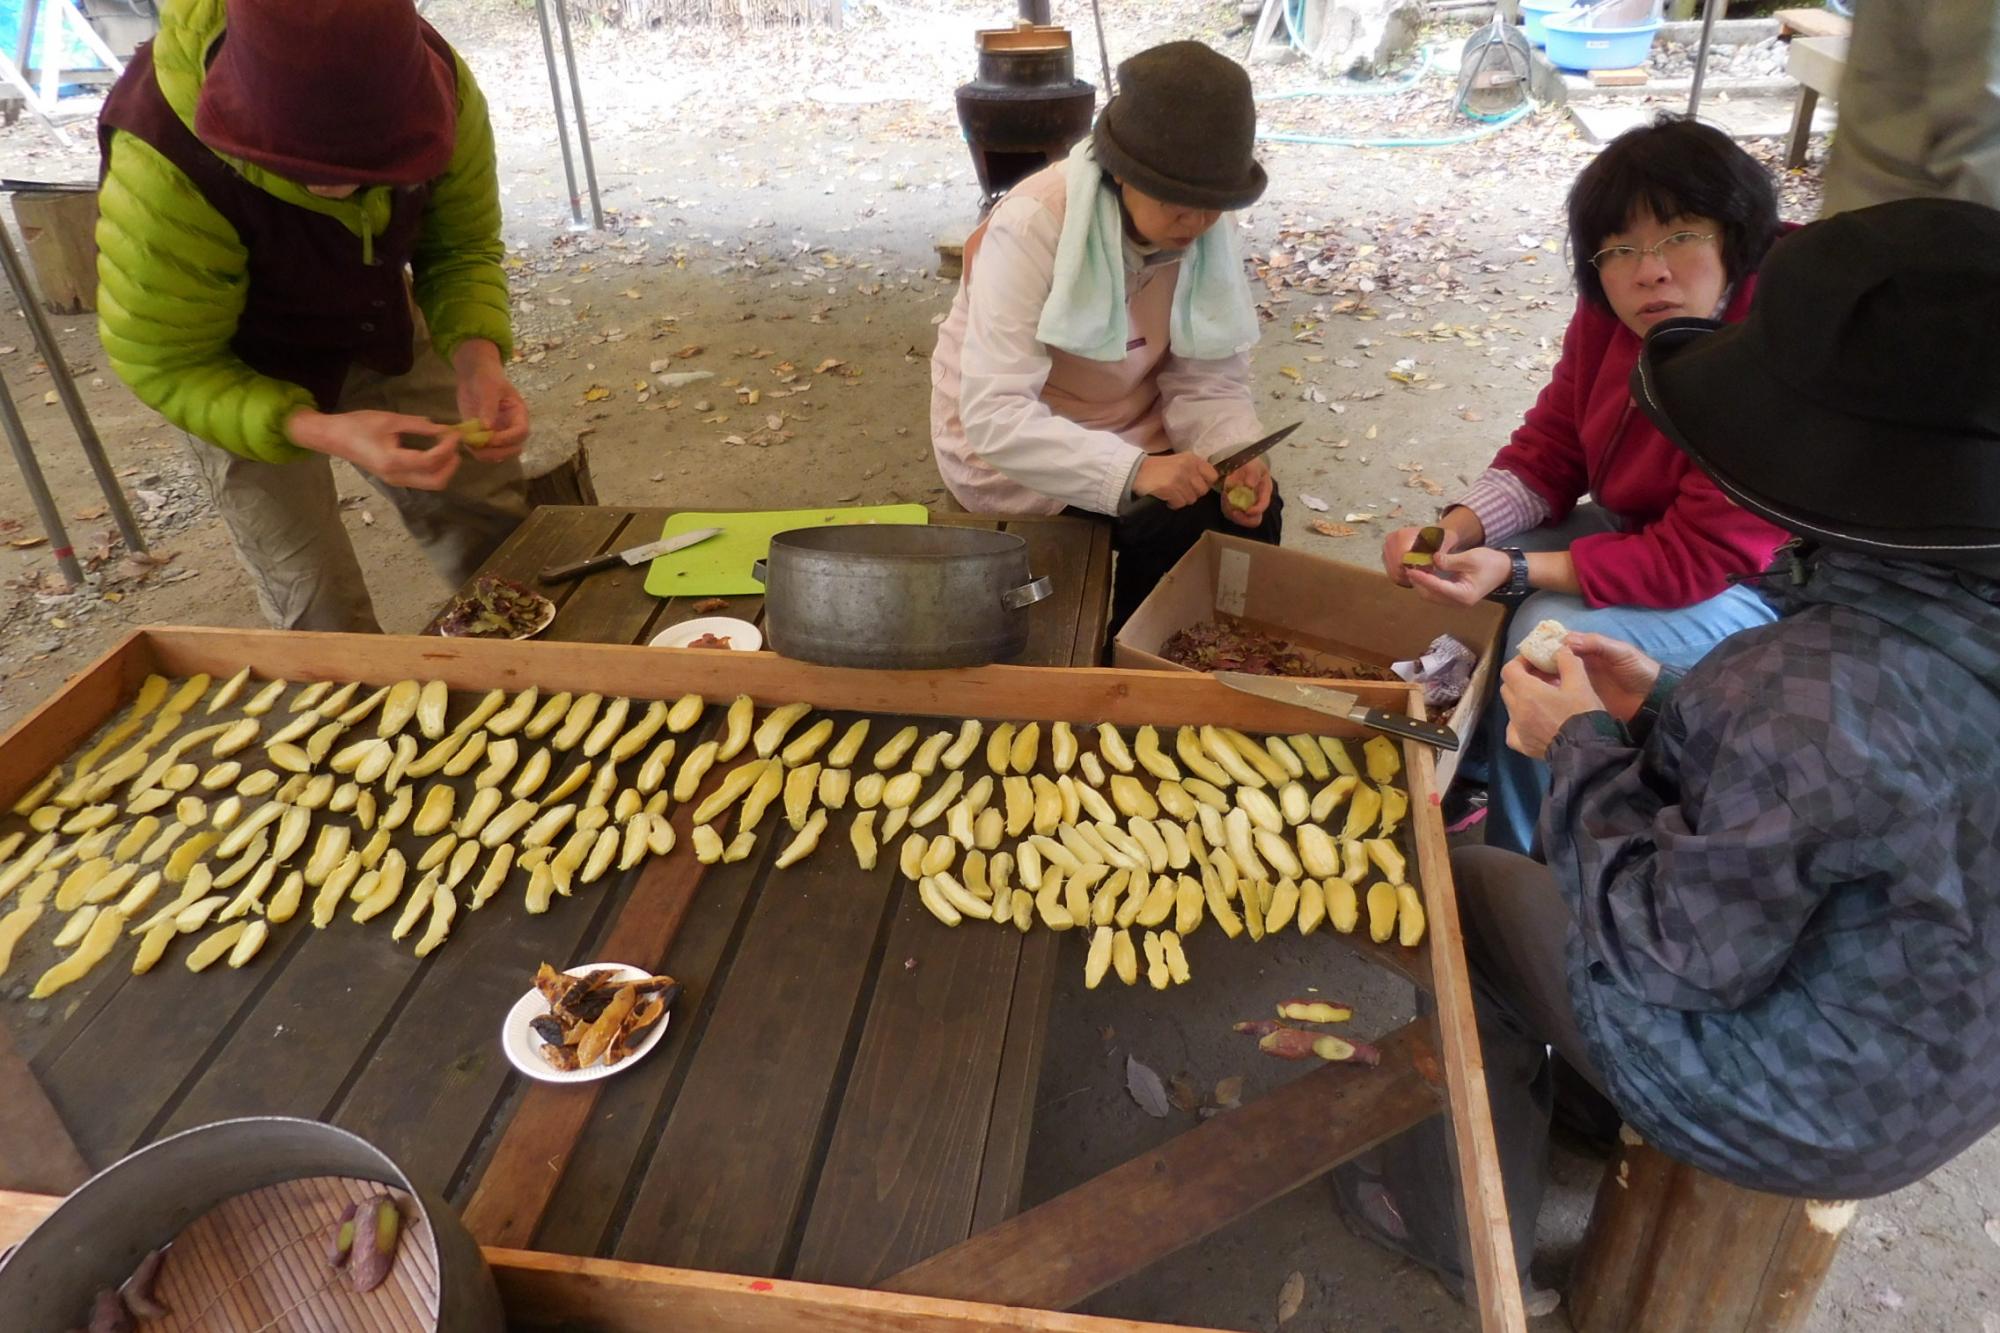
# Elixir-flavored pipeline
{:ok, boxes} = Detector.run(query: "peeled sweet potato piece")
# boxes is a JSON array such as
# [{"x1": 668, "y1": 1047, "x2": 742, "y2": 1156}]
[
  {"x1": 1313, "y1": 1035, "x2": 1382, "y2": 1066},
  {"x1": 1276, "y1": 999, "x2": 1353, "y2": 1024}
]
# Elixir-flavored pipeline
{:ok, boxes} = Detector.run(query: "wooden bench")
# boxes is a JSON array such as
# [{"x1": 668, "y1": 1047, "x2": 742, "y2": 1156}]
[{"x1": 1568, "y1": 1129, "x2": 1854, "y2": 1333}]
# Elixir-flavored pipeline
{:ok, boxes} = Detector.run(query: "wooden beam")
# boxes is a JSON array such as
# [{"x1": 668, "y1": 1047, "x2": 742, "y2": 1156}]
[
  {"x1": 459, "y1": 827, "x2": 709, "y2": 1247},
  {"x1": 882, "y1": 1022, "x2": 1440, "y2": 1311},
  {"x1": 1406, "y1": 742, "x2": 1528, "y2": 1332}
]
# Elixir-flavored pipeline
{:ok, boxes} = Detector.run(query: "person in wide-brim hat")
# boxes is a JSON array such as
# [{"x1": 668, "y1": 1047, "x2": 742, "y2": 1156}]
[
  {"x1": 95, "y1": 0, "x2": 531, "y2": 635},
  {"x1": 931, "y1": 40, "x2": 1282, "y2": 628},
  {"x1": 1352, "y1": 195, "x2": 2000, "y2": 1310}
]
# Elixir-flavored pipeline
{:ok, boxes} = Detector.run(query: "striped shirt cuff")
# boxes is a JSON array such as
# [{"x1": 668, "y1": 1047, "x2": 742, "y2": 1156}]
[{"x1": 1450, "y1": 467, "x2": 1551, "y2": 546}]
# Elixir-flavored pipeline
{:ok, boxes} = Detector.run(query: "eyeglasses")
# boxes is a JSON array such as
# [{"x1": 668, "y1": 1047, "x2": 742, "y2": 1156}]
[{"x1": 1589, "y1": 230, "x2": 1717, "y2": 274}]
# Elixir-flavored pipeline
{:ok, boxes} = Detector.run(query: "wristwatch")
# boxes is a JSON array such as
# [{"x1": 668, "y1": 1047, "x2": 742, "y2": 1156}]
[{"x1": 1490, "y1": 548, "x2": 1530, "y2": 602}]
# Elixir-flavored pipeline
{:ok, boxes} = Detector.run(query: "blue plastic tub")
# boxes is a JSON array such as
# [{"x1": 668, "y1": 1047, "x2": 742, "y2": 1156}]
[
  {"x1": 1542, "y1": 13, "x2": 1661, "y2": 70},
  {"x1": 1519, "y1": 0, "x2": 1578, "y2": 47}
]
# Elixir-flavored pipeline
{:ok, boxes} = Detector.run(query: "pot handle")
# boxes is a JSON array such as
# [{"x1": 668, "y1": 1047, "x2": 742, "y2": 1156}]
[
  {"x1": 1001, "y1": 575, "x2": 1054, "y2": 611},
  {"x1": 751, "y1": 559, "x2": 768, "y2": 585}
]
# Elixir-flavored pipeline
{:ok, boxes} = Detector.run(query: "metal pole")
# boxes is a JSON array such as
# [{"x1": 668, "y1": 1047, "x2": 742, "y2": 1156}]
[
  {"x1": 0, "y1": 364, "x2": 84, "y2": 586},
  {"x1": 1685, "y1": 0, "x2": 1726, "y2": 118},
  {"x1": 1089, "y1": 0, "x2": 1114, "y2": 99},
  {"x1": 533, "y1": 0, "x2": 584, "y2": 228},
  {"x1": 549, "y1": 0, "x2": 604, "y2": 230},
  {"x1": 0, "y1": 216, "x2": 146, "y2": 553}
]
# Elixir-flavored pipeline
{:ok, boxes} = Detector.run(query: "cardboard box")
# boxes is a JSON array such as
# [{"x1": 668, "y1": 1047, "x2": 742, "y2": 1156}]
[{"x1": 1114, "y1": 532, "x2": 1505, "y2": 790}]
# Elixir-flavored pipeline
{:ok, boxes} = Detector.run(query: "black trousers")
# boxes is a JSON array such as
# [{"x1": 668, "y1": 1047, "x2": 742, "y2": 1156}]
[
  {"x1": 1070, "y1": 485, "x2": 1285, "y2": 635},
  {"x1": 1332, "y1": 845, "x2": 1609, "y2": 1287}
]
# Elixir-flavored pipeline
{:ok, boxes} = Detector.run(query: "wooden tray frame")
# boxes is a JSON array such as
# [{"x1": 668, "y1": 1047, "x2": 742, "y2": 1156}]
[{"x1": 0, "y1": 628, "x2": 1524, "y2": 1332}]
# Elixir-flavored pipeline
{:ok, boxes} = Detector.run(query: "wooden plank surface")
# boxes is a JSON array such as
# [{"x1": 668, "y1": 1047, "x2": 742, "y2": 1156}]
[
  {"x1": 883, "y1": 1021, "x2": 1441, "y2": 1310},
  {"x1": 790, "y1": 883, "x2": 1023, "y2": 1286},
  {"x1": 0, "y1": 1021, "x2": 88, "y2": 1194},
  {"x1": 611, "y1": 762, "x2": 908, "y2": 1274}
]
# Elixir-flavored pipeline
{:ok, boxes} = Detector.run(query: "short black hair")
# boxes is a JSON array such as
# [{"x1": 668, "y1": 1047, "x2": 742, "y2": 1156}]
[{"x1": 1567, "y1": 114, "x2": 1780, "y2": 308}]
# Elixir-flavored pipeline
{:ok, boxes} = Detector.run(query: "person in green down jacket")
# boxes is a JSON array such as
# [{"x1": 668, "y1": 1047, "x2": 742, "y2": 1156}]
[{"x1": 96, "y1": 0, "x2": 530, "y2": 632}]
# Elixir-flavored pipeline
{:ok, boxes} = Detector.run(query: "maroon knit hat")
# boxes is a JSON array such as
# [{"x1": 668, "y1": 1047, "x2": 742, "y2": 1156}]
[{"x1": 195, "y1": 0, "x2": 458, "y2": 187}]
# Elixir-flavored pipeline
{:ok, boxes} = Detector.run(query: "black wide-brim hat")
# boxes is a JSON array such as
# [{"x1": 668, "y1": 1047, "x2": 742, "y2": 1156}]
[
  {"x1": 1633, "y1": 198, "x2": 2000, "y2": 568},
  {"x1": 1092, "y1": 41, "x2": 1267, "y2": 212}
]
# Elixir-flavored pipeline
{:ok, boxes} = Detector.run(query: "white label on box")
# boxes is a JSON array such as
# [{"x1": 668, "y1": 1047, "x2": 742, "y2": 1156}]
[{"x1": 1217, "y1": 548, "x2": 1251, "y2": 616}]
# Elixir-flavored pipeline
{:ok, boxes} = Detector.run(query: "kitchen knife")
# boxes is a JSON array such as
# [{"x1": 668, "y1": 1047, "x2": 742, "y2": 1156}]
[
  {"x1": 1212, "y1": 671, "x2": 1461, "y2": 752},
  {"x1": 1206, "y1": 420, "x2": 1302, "y2": 480},
  {"x1": 1128, "y1": 422, "x2": 1303, "y2": 511},
  {"x1": 539, "y1": 526, "x2": 723, "y2": 584}
]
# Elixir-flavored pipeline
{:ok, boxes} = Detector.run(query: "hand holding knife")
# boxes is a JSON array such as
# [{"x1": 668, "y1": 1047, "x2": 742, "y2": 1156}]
[{"x1": 1130, "y1": 422, "x2": 1300, "y2": 511}]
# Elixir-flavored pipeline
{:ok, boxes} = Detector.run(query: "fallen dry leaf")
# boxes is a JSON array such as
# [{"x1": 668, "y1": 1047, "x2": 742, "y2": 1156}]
[
  {"x1": 1167, "y1": 1072, "x2": 1201, "y2": 1114},
  {"x1": 677, "y1": 343, "x2": 704, "y2": 359},
  {"x1": 1279, "y1": 366, "x2": 1302, "y2": 382},
  {"x1": 813, "y1": 357, "x2": 846, "y2": 374},
  {"x1": 1309, "y1": 519, "x2": 1357, "y2": 538},
  {"x1": 1214, "y1": 1075, "x2": 1244, "y2": 1108},
  {"x1": 8, "y1": 536, "x2": 47, "y2": 548},
  {"x1": 1126, "y1": 1055, "x2": 1170, "y2": 1119},
  {"x1": 1277, "y1": 1271, "x2": 1305, "y2": 1325},
  {"x1": 582, "y1": 385, "x2": 611, "y2": 402}
]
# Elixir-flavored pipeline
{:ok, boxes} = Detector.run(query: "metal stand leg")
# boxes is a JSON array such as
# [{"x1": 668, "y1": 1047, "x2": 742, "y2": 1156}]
[
  {"x1": 0, "y1": 214, "x2": 146, "y2": 553},
  {"x1": 533, "y1": 0, "x2": 603, "y2": 231},
  {"x1": 1685, "y1": 0, "x2": 1727, "y2": 118},
  {"x1": 0, "y1": 363, "x2": 84, "y2": 587},
  {"x1": 550, "y1": 0, "x2": 603, "y2": 231}
]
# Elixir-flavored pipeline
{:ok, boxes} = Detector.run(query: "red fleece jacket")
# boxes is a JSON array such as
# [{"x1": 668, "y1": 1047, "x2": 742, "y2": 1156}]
[{"x1": 1491, "y1": 279, "x2": 1788, "y2": 609}]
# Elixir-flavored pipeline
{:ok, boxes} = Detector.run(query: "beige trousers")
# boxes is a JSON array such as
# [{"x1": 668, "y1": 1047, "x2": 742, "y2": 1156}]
[{"x1": 188, "y1": 338, "x2": 529, "y2": 633}]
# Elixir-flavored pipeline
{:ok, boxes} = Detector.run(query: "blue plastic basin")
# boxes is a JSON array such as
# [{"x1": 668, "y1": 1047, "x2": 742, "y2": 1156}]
[
  {"x1": 1542, "y1": 13, "x2": 1662, "y2": 70},
  {"x1": 1519, "y1": 0, "x2": 1578, "y2": 47}
]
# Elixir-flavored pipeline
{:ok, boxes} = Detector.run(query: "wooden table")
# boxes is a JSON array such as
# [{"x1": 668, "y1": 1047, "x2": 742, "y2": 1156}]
[
  {"x1": 0, "y1": 505, "x2": 1117, "y2": 1286},
  {"x1": 1785, "y1": 34, "x2": 1846, "y2": 169},
  {"x1": 0, "y1": 505, "x2": 1524, "y2": 1329}
]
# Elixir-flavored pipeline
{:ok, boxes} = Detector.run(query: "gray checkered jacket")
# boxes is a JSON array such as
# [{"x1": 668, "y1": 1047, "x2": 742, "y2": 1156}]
[{"x1": 1543, "y1": 550, "x2": 2000, "y2": 1198}]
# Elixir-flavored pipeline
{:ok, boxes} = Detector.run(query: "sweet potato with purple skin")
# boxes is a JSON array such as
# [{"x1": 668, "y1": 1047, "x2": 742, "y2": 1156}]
[
  {"x1": 121, "y1": 1248, "x2": 169, "y2": 1318},
  {"x1": 329, "y1": 1199, "x2": 361, "y2": 1266},
  {"x1": 89, "y1": 1288, "x2": 132, "y2": 1333},
  {"x1": 1232, "y1": 1019, "x2": 1284, "y2": 1039},
  {"x1": 1276, "y1": 999, "x2": 1353, "y2": 1024},
  {"x1": 348, "y1": 1195, "x2": 401, "y2": 1293},
  {"x1": 1254, "y1": 1026, "x2": 1326, "y2": 1060}
]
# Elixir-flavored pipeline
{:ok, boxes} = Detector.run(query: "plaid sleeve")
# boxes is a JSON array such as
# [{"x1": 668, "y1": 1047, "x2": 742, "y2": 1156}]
[{"x1": 1449, "y1": 467, "x2": 1553, "y2": 545}]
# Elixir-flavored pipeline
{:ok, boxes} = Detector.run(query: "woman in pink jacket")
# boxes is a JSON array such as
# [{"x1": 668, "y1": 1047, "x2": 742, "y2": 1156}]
[
  {"x1": 932, "y1": 42, "x2": 1281, "y2": 628},
  {"x1": 1380, "y1": 117, "x2": 1790, "y2": 854}
]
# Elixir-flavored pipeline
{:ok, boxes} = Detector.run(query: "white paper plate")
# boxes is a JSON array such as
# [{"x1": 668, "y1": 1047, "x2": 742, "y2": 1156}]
[
  {"x1": 648, "y1": 616, "x2": 761, "y2": 651},
  {"x1": 501, "y1": 962, "x2": 673, "y2": 1084}
]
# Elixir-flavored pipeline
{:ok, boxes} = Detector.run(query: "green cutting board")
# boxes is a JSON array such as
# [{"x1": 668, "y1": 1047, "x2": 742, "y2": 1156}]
[{"x1": 643, "y1": 505, "x2": 931, "y2": 598}]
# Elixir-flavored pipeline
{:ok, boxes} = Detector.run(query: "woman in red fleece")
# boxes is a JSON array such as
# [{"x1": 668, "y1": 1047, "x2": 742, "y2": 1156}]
[{"x1": 1381, "y1": 117, "x2": 1789, "y2": 855}]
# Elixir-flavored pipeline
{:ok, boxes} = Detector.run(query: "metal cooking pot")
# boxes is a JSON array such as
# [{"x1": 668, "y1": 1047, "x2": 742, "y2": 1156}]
[
  {"x1": 755, "y1": 525, "x2": 1053, "y2": 668},
  {"x1": 0, "y1": 1117, "x2": 503, "y2": 1331}
]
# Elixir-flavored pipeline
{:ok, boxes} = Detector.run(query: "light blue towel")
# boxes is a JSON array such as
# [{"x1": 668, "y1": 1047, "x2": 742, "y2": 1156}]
[{"x1": 1036, "y1": 140, "x2": 1261, "y2": 365}]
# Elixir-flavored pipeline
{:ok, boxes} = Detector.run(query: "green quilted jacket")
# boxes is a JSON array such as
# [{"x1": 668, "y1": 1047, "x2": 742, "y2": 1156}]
[{"x1": 95, "y1": 0, "x2": 512, "y2": 463}]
